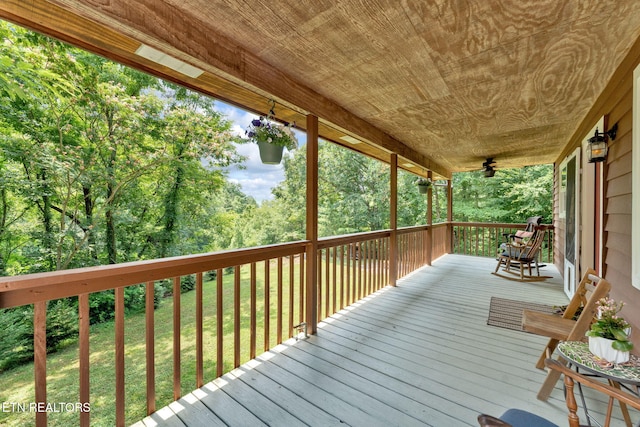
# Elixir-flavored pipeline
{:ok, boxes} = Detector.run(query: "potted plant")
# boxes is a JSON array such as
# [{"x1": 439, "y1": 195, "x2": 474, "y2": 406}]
[
  {"x1": 585, "y1": 298, "x2": 633, "y2": 363},
  {"x1": 246, "y1": 116, "x2": 298, "y2": 164},
  {"x1": 415, "y1": 177, "x2": 431, "y2": 194}
]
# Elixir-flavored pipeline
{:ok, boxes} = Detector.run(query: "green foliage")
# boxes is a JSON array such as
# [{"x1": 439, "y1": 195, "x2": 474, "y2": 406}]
[
  {"x1": 452, "y1": 165, "x2": 553, "y2": 223},
  {"x1": 268, "y1": 141, "x2": 391, "y2": 239},
  {"x1": 0, "y1": 22, "x2": 245, "y2": 275},
  {"x1": 585, "y1": 298, "x2": 634, "y2": 352},
  {"x1": 0, "y1": 299, "x2": 78, "y2": 372},
  {"x1": 0, "y1": 307, "x2": 35, "y2": 371},
  {"x1": 88, "y1": 285, "x2": 149, "y2": 324}
]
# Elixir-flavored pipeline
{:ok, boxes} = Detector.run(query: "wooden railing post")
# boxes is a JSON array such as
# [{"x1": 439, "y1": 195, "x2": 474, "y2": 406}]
[
  {"x1": 446, "y1": 179, "x2": 453, "y2": 253},
  {"x1": 79, "y1": 293, "x2": 91, "y2": 426},
  {"x1": 426, "y1": 171, "x2": 433, "y2": 266},
  {"x1": 34, "y1": 301, "x2": 47, "y2": 427},
  {"x1": 144, "y1": 282, "x2": 155, "y2": 416},
  {"x1": 115, "y1": 287, "x2": 125, "y2": 427},
  {"x1": 306, "y1": 114, "x2": 319, "y2": 334},
  {"x1": 390, "y1": 153, "x2": 398, "y2": 286}
]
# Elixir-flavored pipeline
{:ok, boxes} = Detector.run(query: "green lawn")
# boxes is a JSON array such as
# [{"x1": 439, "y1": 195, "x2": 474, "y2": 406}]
[{"x1": 0, "y1": 259, "x2": 305, "y2": 427}]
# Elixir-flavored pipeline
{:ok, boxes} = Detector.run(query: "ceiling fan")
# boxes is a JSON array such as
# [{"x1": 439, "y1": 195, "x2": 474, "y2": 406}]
[{"x1": 482, "y1": 158, "x2": 497, "y2": 178}]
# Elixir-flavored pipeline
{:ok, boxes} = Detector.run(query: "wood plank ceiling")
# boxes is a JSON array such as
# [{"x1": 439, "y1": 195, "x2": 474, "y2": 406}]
[{"x1": 4, "y1": 0, "x2": 640, "y2": 178}]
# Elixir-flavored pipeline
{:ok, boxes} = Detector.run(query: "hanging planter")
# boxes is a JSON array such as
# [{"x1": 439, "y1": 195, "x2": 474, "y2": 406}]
[
  {"x1": 257, "y1": 140, "x2": 285, "y2": 165},
  {"x1": 415, "y1": 177, "x2": 431, "y2": 194},
  {"x1": 245, "y1": 103, "x2": 298, "y2": 165}
]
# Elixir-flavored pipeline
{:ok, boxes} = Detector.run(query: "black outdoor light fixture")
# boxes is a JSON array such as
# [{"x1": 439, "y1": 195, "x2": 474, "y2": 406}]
[
  {"x1": 587, "y1": 123, "x2": 617, "y2": 163},
  {"x1": 483, "y1": 158, "x2": 496, "y2": 178}
]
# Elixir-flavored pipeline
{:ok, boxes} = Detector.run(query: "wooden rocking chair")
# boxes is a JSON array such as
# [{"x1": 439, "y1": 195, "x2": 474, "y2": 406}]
[
  {"x1": 493, "y1": 225, "x2": 551, "y2": 282},
  {"x1": 522, "y1": 268, "x2": 611, "y2": 401}
]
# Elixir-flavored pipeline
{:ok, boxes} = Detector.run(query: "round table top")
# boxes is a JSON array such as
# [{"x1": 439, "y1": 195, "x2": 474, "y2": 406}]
[{"x1": 558, "y1": 341, "x2": 640, "y2": 386}]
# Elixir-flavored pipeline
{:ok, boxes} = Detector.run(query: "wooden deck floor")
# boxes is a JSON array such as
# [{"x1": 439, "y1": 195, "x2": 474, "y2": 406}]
[{"x1": 132, "y1": 255, "x2": 634, "y2": 426}]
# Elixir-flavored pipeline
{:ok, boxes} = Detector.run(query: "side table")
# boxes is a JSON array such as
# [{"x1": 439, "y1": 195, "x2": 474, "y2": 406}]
[{"x1": 557, "y1": 341, "x2": 640, "y2": 427}]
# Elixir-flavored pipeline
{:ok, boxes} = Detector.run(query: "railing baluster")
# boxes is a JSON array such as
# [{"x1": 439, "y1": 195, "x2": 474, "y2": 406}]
[
  {"x1": 172, "y1": 278, "x2": 180, "y2": 401},
  {"x1": 79, "y1": 293, "x2": 90, "y2": 426},
  {"x1": 263, "y1": 261, "x2": 270, "y2": 352},
  {"x1": 196, "y1": 272, "x2": 203, "y2": 388},
  {"x1": 364, "y1": 241, "x2": 369, "y2": 294},
  {"x1": 277, "y1": 257, "x2": 283, "y2": 344},
  {"x1": 324, "y1": 248, "x2": 330, "y2": 319},
  {"x1": 233, "y1": 266, "x2": 240, "y2": 368},
  {"x1": 373, "y1": 240, "x2": 379, "y2": 291},
  {"x1": 34, "y1": 300, "x2": 47, "y2": 427},
  {"x1": 346, "y1": 244, "x2": 352, "y2": 306},
  {"x1": 299, "y1": 253, "x2": 305, "y2": 326},
  {"x1": 216, "y1": 268, "x2": 223, "y2": 377},
  {"x1": 339, "y1": 246, "x2": 345, "y2": 309},
  {"x1": 145, "y1": 282, "x2": 155, "y2": 415},
  {"x1": 317, "y1": 250, "x2": 322, "y2": 323},
  {"x1": 116, "y1": 287, "x2": 126, "y2": 426},
  {"x1": 366, "y1": 240, "x2": 372, "y2": 295},
  {"x1": 250, "y1": 262, "x2": 257, "y2": 359},
  {"x1": 332, "y1": 247, "x2": 337, "y2": 315},
  {"x1": 288, "y1": 255, "x2": 294, "y2": 338}
]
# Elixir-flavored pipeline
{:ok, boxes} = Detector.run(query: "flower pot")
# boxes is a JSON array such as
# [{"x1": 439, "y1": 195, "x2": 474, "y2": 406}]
[
  {"x1": 418, "y1": 184, "x2": 428, "y2": 194},
  {"x1": 257, "y1": 141, "x2": 284, "y2": 165},
  {"x1": 588, "y1": 336, "x2": 630, "y2": 363}
]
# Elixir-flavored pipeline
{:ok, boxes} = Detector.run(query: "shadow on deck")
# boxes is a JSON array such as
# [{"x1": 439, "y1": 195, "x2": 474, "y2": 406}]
[{"x1": 133, "y1": 255, "x2": 632, "y2": 427}]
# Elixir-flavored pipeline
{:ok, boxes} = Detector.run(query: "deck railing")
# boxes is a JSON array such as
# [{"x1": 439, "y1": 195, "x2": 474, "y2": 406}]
[
  {"x1": 397, "y1": 226, "x2": 428, "y2": 277},
  {"x1": 451, "y1": 221, "x2": 555, "y2": 263},
  {"x1": 0, "y1": 242, "x2": 309, "y2": 427},
  {"x1": 317, "y1": 231, "x2": 391, "y2": 322},
  {"x1": 0, "y1": 221, "x2": 552, "y2": 426}
]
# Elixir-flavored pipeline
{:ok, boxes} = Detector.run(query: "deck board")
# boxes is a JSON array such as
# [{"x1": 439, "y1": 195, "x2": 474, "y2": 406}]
[{"x1": 136, "y1": 255, "x2": 635, "y2": 426}]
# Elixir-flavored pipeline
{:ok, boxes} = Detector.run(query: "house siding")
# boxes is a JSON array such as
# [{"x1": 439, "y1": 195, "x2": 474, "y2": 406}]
[{"x1": 554, "y1": 36, "x2": 640, "y2": 354}]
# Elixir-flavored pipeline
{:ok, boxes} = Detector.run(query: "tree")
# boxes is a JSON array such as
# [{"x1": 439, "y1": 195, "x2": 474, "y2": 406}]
[{"x1": 452, "y1": 165, "x2": 553, "y2": 223}]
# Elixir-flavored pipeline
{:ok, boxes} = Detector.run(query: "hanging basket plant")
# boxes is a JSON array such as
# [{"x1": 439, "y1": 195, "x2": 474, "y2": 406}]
[
  {"x1": 415, "y1": 177, "x2": 432, "y2": 194},
  {"x1": 246, "y1": 115, "x2": 298, "y2": 165}
]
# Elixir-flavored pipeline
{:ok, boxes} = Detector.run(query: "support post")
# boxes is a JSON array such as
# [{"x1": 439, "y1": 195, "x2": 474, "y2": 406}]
[
  {"x1": 390, "y1": 153, "x2": 398, "y2": 286},
  {"x1": 426, "y1": 171, "x2": 433, "y2": 266},
  {"x1": 447, "y1": 179, "x2": 453, "y2": 253},
  {"x1": 305, "y1": 114, "x2": 319, "y2": 334}
]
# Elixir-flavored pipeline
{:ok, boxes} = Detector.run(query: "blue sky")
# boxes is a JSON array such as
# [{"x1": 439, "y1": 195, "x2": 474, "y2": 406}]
[{"x1": 214, "y1": 101, "x2": 307, "y2": 203}]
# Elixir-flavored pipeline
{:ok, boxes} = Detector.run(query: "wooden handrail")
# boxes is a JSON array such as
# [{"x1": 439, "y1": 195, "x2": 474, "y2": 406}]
[
  {"x1": 0, "y1": 241, "x2": 308, "y2": 309},
  {"x1": 317, "y1": 230, "x2": 391, "y2": 248}
]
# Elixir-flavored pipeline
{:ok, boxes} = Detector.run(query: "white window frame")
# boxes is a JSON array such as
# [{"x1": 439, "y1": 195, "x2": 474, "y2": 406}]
[{"x1": 632, "y1": 64, "x2": 640, "y2": 289}]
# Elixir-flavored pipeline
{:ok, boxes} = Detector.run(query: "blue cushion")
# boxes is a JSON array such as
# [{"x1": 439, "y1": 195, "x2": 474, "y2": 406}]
[{"x1": 500, "y1": 409, "x2": 559, "y2": 427}]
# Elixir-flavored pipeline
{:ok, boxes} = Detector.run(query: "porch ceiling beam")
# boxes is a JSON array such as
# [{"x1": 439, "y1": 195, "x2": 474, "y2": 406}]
[{"x1": 1, "y1": 0, "x2": 450, "y2": 178}]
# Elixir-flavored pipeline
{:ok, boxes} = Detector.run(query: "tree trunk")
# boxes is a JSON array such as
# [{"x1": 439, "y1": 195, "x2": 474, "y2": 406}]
[
  {"x1": 39, "y1": 170, "x2": 55, "y2": 270},
  {"x1": 83, "y1": 185, "x2": 98, "y2": 262},
  {"x1": 105, "y1": 111, "x2": 117, "y2": 265},
  {"x1": 160, "y1": 161, "x2": 184, "y2": 258},
  {"x1": 0, "y1": 186, "x2": 6, "y2": 275},
  {"x1": 105, "y1": 182, "x2": 117, "y2": 265}
]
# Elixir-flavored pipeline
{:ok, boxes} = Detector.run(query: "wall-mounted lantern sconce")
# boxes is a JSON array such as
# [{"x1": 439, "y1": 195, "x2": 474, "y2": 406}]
[{"x1": 587, "y1": 123, "x2": 617, "y2": 163}]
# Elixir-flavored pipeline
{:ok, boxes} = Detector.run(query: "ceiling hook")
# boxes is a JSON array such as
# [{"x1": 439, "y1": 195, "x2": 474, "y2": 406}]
[{"x1": 268, "y1": 99, "x2": 276, "y2": 117}]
